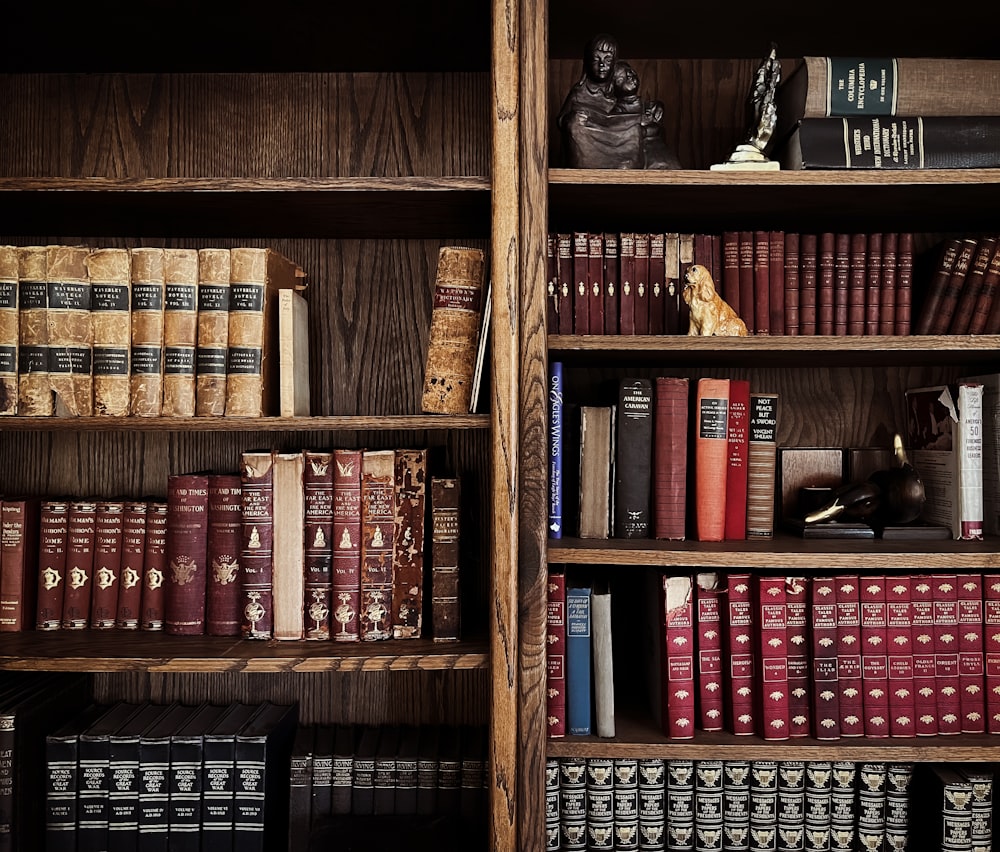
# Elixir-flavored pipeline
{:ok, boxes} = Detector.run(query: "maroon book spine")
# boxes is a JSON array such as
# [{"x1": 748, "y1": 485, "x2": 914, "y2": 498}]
[
  {"x1": 768, "y1": 229, "x2": 785, "y2": 334},
  {"x1": 816, "y1": 232, "x2": 835, "y2": 334},
  {"x1": 723, "y1": 573, "x2": 755, "y2": 736},
  {"x1": 957, "y1": 574, "x2": 985, "y2": 734},
  {"x1": 556, "y1": 233, "x2": 574, "y2": 335},
  {"x1": 603, "y1": 232, "x2": 620, "y2": 336},
  {"x1": 910, "y1": 576, "x2": 938, "y2": 735},
  {"x1": 360, "y1": 449, "x2": 396, "y2": 641},
  {"x1": 205, "y1": 473, "x2": 243, "y2": 636},
  {"x1": 165, "y1": 472, "x2": 210, "y2": 635},
  {"x1": 721, "y1": 231, "x2": 740, "y2": 317},
  {"x1": 35, "y1": 499, "x2": 69, "y2": 630},
  {"x1": 972, "y1": 239, "x2": 1000, "y2": 334},
  {"x1": 392, "y1": 448, "x2": 427, "y2": 639},
  {"x1": 652, "y1": 376, "x2": 689, "y2": 541},
  {"x1": 546, "y1": 569, "x2": 567, "y2": 738},
  {"x1": 140, "y1": 501, "x2": 168, "y2": 630},
  {"x1": 240, "y1": 451, "x2": 274, "y2": 639},
  {"x1": 785, "y1": 576, "x2": 810, "y2": 738},
  {"x1": 895, "y1": 232, "x2": 914, "y2": 335},
  {"x1": 951, "y1": 236, "x2": 997, "y2": 334},
  {"x1": 664, "y1": 233, "x2": 681, "y2": 334},
  {"x1": 115, "y1": 500, "x2": 147, "y2": 630},
  {"x1": 647, "y1": 232, "x2": 665, "y2": 335},
  {"x1": 886, "y1": 576, "x2": 915, "y2": 737},
  {"x1": 0, "y1": 497, "x2": 40, "y2": 631},
  {"x1": 847, "y1": 231, "x2": 867, "y2": 335},
  {"x1": 754, "y1": 575, "x2": 790, "y2": 740},
  {"x1": 723, "y1": 379, "x2": 750, "y2": 541},
  {"x1": 783, "y1": 231, "x2": 800, "y2": 335},
  {"x1": 332, "y1": 448, "x2": 362, "y2": 642},
  {"x1": 835, "y1": 575, "x2": 863, "y2": 736},
  {"x1": 928, "y1": 237, "x2": 977, "y2": 335},
  {"x1": 860, "y1": 575, "x2": 889, "y2": 737},
  {"x1": 89, "y1": 499, "x2": 125, "y2": 629},
  {"x1": 695, "y1": 573, "x2": 724, "y2": 731},
  {"x1": 61, "y1": 500, "x2": 97, "y2": 629},
  {"x1": 832, "y1": 233, "x2": 851, "y2": 336},
  {"x1": 752, "y1": 229, "x2": 770, "y2": 335},
  {"x1": 633, "y1": 232, "x2": 651, "y2": 335},
  {"x1": 914, "y1": 237, "x2": 961, "y2": 334},
  {"x1": 678, "y1": 233, "x2": 694, "y2": 333},
  {"x1": 864, "y1": 232, "x2": 882, "y2": 335},
  {"x1": 798, "y1": 233, "x2": 817, "y2": 335},
  {"x1": 737, "y1": 231, "x2": 755, "y2": 334},
  {"x1": 932, "y1": 573, "x2": 962, "y2": 734},
  {"x1": 572, "y1": 231, "x2": 589, "y2": 334},
  {"x1": 878, "y1": 232, "x2": 899, "y2": 335},
  {"x1": 302, "y1": 452, "x2": 334, "y2": 640},
  {"x1": 618, "y1": 232, "x2": 636, "y2": 335},
  {"x1": 811, "y1": 576, "x2": 840, "y2": 740},
  {"x1": 587, "y1": 231, "x2": 605, "y2": 334},
  {"x1": 546, "y1": 233, "x2": 559, "y2": 334},
  {"x1": 984, "y1": 574, "x2": 1000, "y2": 733},
  {"x1": 430, "y1": 476, "x2": 461, "y2": 642},
  {"x1": 661, "y1": 573, "x2": 696, "y2": 739}
]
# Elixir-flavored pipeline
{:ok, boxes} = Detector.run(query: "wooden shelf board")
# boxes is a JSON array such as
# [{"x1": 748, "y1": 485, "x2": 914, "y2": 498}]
[{"x1": 0, "y1": 632, "x2": 488, "y2": 673}]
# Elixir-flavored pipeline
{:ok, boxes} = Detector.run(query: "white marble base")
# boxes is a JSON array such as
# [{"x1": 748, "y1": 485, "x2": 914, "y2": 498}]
[{"x1": 710, "y1": 160, "x2": 781, "y2": 171}]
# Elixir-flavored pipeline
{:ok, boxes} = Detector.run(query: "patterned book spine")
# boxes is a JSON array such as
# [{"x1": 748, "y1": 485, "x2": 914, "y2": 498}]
[
  {"x1": 724, "y1": 379, "x2": 750, "y2": 540},
  {"x1": 810, "y1": 577, "x2": 840, "y2": 740},
  {"x1": 846, "y1": 231, "x2": 867, "y2": 335},
  {"x1": 115, "y1": 500, "x2": 147, "y2": 630},
  {"x1": 694, "y1": 378, "x2": 730, "y2": 541},
  {"x1": 975, "y1": 241, "x2": 1000, "y2": 334},
  {"x1": 752, "y1": 229, "x2": 770, "y2": 335},
  {"x1": 987, "y1": 574, "x2": 1000, "y2": 733},
  {"x1": 929, "y1": 237, "x2": 978, "y2": 335},
  {"x1": 566, "y1": 583, "x2": 592, "y2": 736},
  {"x1": 932, "y1": 573, "x2": 962, "y2": 734},
  {"x1": 89, "y1": 499, "x2": 125, "y2": 630},
  {"x1": 746, "y1": 393, "x2": 778, "y2": 540},
  {"x1": 556, "y1": 234, "x2": 574, "y2": 335},
  {"x1": 239, "y1": 451, "x2": 275, "y2": 639},
  {"x1": 585, "y1": 758, "x2": 613, "y2": 848},
  {"x1": 879, "y1": 232, "x2": 899, "y2": 335},
  {"x1": 957, "y1": 574, "x2": 986, "y2": 733},
  {"x1": 951, "y1": 236, "x2": 997, "y2": 334},
  {"x1": 548, "y1": 361, "x2": 564, "y2": 539},
  {"x1": 633, "y1": 231, "x2": 650, "y2": 335},
  {"x1": 829, "y1": 761, "x2": 856, "y2": 850},
  {"x1": 959, "y1": 765, "x2": 993, "y2": 852},
  {"x1": 204, "y1": 474, "x2": 243, "y2": 636},
  {"x1": 768, "y1": 229, "x2": 785, "y2": 336},
  {"x1": 570, "y1": 232, "x2": 589, "y2": 336},
  {"x1": 696, "y1": 573, "x2": 724, "y2": 731},
  {"x1": 695, "y1": 759, "x2": 723, "y2": 848},
  {"x1": 647, "y1": 232, "x2": 665, "y2": 335},
  {"x1": 911, "y1": 235, "x2": 959, "y2": 334},
  {"x1": 618, "y1": 232, "x2": 635, "y2": 334},
  {"x1": 194, "y1": 247, "x2": 231, "y2": 416},
  {"x1": 392, "y1": 448, "x2": 427, "y2": 638},
  {"x1": 754, "y1": 575, "x2": 790, "y2": 741},
  {"x1": 546, "y1": 570, "x2": 567, "y2": 738},
  {"x1": 61, "y1": 500, "x2": 97, "y2": 629},
  {"x1": 661, "y1": 573, "x2": 696, "y2": 739},
  {"x1": 86, "y1": 247, "x2": 131, "y2": 416},
  {"x1": 16, "y1": 246, "x2": 51, "y2": 416},
  {"x1": 859, "y1": 575, "x2": 889, "y2": 737},
  {"x1": 360, "y1": 449, "x2": 396, "y2": 641},
  {"x1": 637, "y1": 758, "x2": 665, "y2": 852},
  {"x1": 653, "y1": 376, "x2": 689, "y2": 541},
  {"x1": 804, "y1": 760, "x2": 833, "y2": 846},
  {"x1": 140, "y1": 502, "x2": 168, "y2": 630},
  {"x1": 587, "y1": 232, "x2": 605, "y2": 334},
  {"x1": 545, "y1": 758, "x2": 560, "y2": 850},
  {"x1": 723, "y1": 760, "x2": 751, "y2": 851},
  {"x1": 750, "y1": 760, "x2": 779, "y2": 850},
  {"x1": 666, "y1": 761, "x2": 694, "y2": 850},
  {"x1": 799, "y1": 233, "x2": 818, "y2": 335},
  {"x1": 546, "y1": 234, "x2": 559, "y2": 335},
  {"x1": 0, "y1": 497, "x2": 40, "y2": 631},
  {"x1": 894, "y1": 232, "x2": 914, "y2": 335},
  {"x1": 783, "y1": 231, "x2": 800, "y2": 334},
  {"x1": 614, "y1": 377, "x2": 653, "y2": 538},
  {"x1": 856, "y1": 762, "x2": 887, "y2": 852},
  {"x1": 885, "y1": 575, "x2": 916, "y2": 737},
  {"x1": 47, "y1": 244, "x2": 93, "y2": 416},
  {"x1": 128, "y1": 247, "x2": 165, "y2": 417},
  {"x1": 430, "y1": 476, "x2": 461, "y2": 642},
  {"x1": 36, "y1": 499, "x2": 69, "y2": 630},
  {"x1": 885, "y1": 764, "x2": 913, "y2": 852},
  {"x1": 0, "y1": 246, "x2": 16, "y2": 414},
  {"x1": 834, "y1": 575, "x2": 863, "y2": 736},
  {"x1": 558, "y1": 758, "x2": 587, "y2": 851},
  {"x1": 164, "y1": 473, "x2": 210, "y2": 635},
  {"x1": 302, "y1": 451, "x2": 334, "y2": 640},
  {"x1": 724, "y1": 573, "x2": 755, "y2": 736},
  {"x1": 331, "y1": 449, "x2": 362, "y2": 642},
  {"x1": 910, "y1": 575, "x2": 938, "y2": 735},
  {"x1": 161, "y1": 248, "x2": 199, "y2": 416},
  {"x1": 785, "y1": 576, "x2": 811, "y2": 738},
  {"x1": 777, "y1": 762, "x2": 806, "y2": 849}
]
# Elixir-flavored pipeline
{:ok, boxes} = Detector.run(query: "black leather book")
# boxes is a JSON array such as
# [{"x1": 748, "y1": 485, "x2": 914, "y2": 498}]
[
  {"x1": 310, "y1": 724, "x2": 334, "y2": 825},
  {"x1": 350, "y1": 726, "x2": 379, "y2": 816},
  {"x1": 415, "y1": 724, "x2": 440, "y2": 817},
  {"x1": 169, "y1": 703, "x2": 230, "y2": 852},
  {"x1": 373, "y1": 725, "x2": 400, "y2": 815},
  {"x1": 394, "y1": 725, "x2": 420, "y2": 816},
  {"x1": 436, "y1": 726, "x2": 462, "y2": 818},
  {"x1": 201, "y1": 703, "x2": 263, "y2": 850},
  {"x1": 138, "y1": 703, "x2": 195, "y2": 852},
  {"x1": 288, "y1": 724, "x2": 315, "y2": 850},
  {"x1": 613, "y1": 378, "x2": 653, "y2": 539},
  {"x1": 331, "y1": 723, "x2": 355, "y2": 816}
]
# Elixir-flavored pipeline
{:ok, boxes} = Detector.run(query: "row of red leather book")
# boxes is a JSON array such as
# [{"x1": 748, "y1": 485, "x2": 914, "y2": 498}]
[{"x1": 914, "y1": 235, "x2": 1000, "y2": 335}]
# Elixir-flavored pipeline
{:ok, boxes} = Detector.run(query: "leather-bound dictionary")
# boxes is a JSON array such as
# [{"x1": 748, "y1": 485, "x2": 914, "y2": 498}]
[
  {"x1": 16, "y1": 246, "x2": 51, "y2": 416},
  {"x1": 431, "y1": 476, "x2": 461, "y2": 642},
  {"x1": 392, "y1": 448, "x2": 427, "y2": 639},
  {"x1": 859, "y1": 575, "x2": 890, "y2": 737},
  {"x1": 61, "y1": 500, "x2": 97, "y2": 629},
  {"x1": 546, "y1": 568, "x2": 567, "y2": 738},
  {"x1": 331, "y1": 449, "x2": 362, "y2": 642},
  {"x1": 420, "y1": 245, "x2": 486, "y2": 415},
  {"x1": 956, "y1": 574, "x2": 985, "y2": 734},
  {"x1": 722, "y1": 573, "x2": 755, "y2": 736},
  {"x1": 360, "y1": 449, "x2": 396, "y2": 641},
  {"x1": 0, "y1": 246, "x2": 17, "y2": 415},
  {"x1": 0, "y1": 497, "x2": 40, "y2": 631},
  {"x1": 695, "y1": 572, "x2": 724, "y2": 731},
  {"x1": 693, "y1": 378, "x2": 730, "y2": 542},
  {"x1": 885, "y1": 575, "x2": 915, "y2": 737},
  {"x1": 835, "y1": 575, "x2": 864, "y2": 737},
  {"x1": 194, "y1": 247, "x2": 231, "y2": 417},
  {"x1": 35, "y1": 499, "x2": 69, "y2": 630},
  {"x1": 225, "y1": 246, "x2": 305, "y2": 417},
  {"x1": 723, "y1": 379, "x2": 750, "y2": 540},
  {"x1": 587, "y1": 232, "x2": 605, "y2": 334},
  {"x1": 932, "y1": 573, "x2": 962, "y2": 735},
  {"x1": 140, "y1": 501, "x2": 168, "y2": 631},
  {"x1": 784, "y1": 576, "x2": 811, "y2": 737},
  {"x1": 302, "y1": 451, "x2": 334, "y2": 641},
  {"x1": 984, "y1": 574, "x2": 1000, "y2": 733},
  {"x1": 115, "y1": 500, "x2": 147, "y2": 630},
  {"x1": 911, "y1": 575, "x2": 939, "y2": 736},
  {"x1": 864, "y1": 232, "x2": 882, "y2": 335},
  {"x1": 951, "y1": 236, "x2": 997, "y2": 334},
  {"x1": 46, "y1": 244, "x2": 93, "y2": 416},
  {"x1": 86, "y1": 247, "x2": 131, "y2": 416},
  {"x1": 128, "y1": 247, "x2": 166, "y2": 417},
  {"x1": 240, "y1": 450, "x2": 275, "y2": 639},
  {"x1": 754, "y1": 575, "x2": 790, "y2": 741},
  {"x1": 205, "y1": 474, "x2": 242, "y2": 637},
  {"x1": 653, "y1": 376, "x2": 689, "y2": 541},
  {"x1": 89, "y1": 499, "x2": 125, "y2": 630},
  {"x1": 878, "y1": 232, "x2": 899, "y2": 335},
  {"x1": 614, "y1": 378, "x2": 653, "y2": 538},
  {"x1": 846, "y1": 232, "x2": 867, "y2": 335},
  {"x1": 165, "y1": 472, "x2": 210, "y2": 635},
  {"x1": 746, "y1": 393, "x2": 779, "y2": 540},
  {"x1": 272, "y1": 451, "x2": 306, "y2": 641},
  {"x1": 810, "y1": 576, "x2": 840, "y2": 740},
  {"x1": 161, "y1": 248, "x2": 199, "y2": 416}
]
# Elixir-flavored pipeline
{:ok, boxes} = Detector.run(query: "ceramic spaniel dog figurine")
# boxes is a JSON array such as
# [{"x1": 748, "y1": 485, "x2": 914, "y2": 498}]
[{"x1": 682, "y1": 264, "x2": 749, "y2": 336}]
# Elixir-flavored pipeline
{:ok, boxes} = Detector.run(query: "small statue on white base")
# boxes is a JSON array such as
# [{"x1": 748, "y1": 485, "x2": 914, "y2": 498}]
[{"x1": 711, "y1": 43, "x2": 782, "y2": 171}]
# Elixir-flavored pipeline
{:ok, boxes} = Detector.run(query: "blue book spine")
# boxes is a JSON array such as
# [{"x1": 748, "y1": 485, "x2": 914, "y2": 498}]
[
  {"x1": 566, "y1": 584, "x2": 592, "y2": 735},
  {"x1": 549, "y1": 361, "x2": 564, "y2": 539}
]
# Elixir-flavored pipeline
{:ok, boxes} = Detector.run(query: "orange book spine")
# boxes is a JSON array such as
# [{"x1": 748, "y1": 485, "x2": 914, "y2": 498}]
[{"x1": 694, "y1": 377, "x2": 730, "y2": 541}]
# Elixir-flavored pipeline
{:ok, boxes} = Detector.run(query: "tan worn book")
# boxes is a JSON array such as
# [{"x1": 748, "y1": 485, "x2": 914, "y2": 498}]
[
  {"x1": 195, "y1": 247, "x2": 231, "y2": 417},
  {"x1": 272, "y1": 450, "x2": 305, "y2": 640},
  {"x1": 420, "y1": 245, "x2": 486, "y2": 415},
  {"x1": 161, "y1": 247, "x2": 199, "y2": 417},
  {"x1": 129, "y1": 247, "x2": 166, "y2": 417},
  {"x1": 46, "y1": 244, "x2": 93, "y2": 416},
  {"x1": 0, "y1": 246, "x2": 18, "y2": 414},
  {"x1": 86, "y1": 247, "x2": 131, "y2": 416},
  {"x1": 278, "y1": 287, "x2": 310, "y2": 417},
  {"x1": 391, "y1": 448, "x2": 427, "y2": 639},
  {"x1": 578, "y1": 405, "x2": 613, "y2": 539},
  {"x1": 360, "y1": 448, "x2": 396, "y2": 640},
  {"x1": 225, "y1": 247, "x2": 305, "y2": 417}
]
